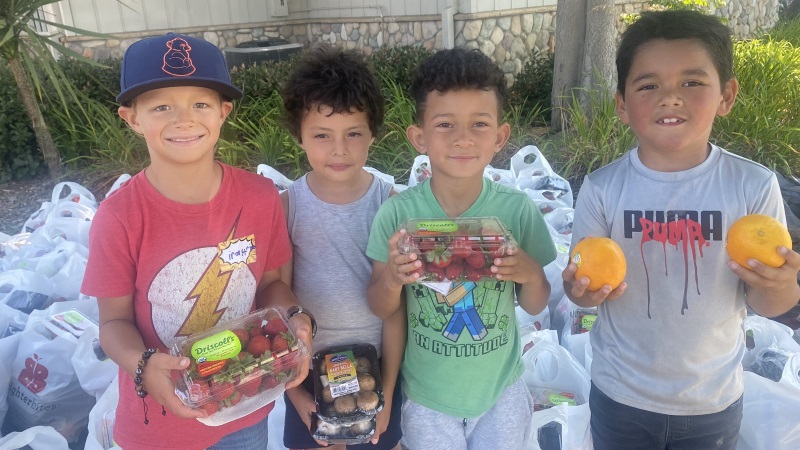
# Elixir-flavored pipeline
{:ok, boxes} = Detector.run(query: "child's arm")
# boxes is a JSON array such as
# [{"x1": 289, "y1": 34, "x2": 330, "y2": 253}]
[
  {"x1": 98, "y1": 296, "x2": 205, "y2": 419},
  {"x1": 255, "y1": 267, "x2": 312, "y2": 388},
  {"x1": 493, "y1": 246, "x2": 551, "y2": 315},
  {"x1": 729, "y1": 247, "x2": 800, "y2": 317},
  {"x1": 367, "y1": 230, "x2": 421, "y2": 319},
  {"x1": 373, "y1": 304, "x2": 406, "y2": 444}
]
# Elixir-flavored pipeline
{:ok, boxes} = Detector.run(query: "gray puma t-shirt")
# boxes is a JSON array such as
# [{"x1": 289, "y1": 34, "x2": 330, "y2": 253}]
[{"x1": 572, "y1": 144, "x2": 786, "y2": 415}]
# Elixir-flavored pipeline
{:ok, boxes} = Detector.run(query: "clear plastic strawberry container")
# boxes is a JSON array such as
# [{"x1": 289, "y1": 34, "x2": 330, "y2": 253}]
[
  {"x1": 398, "y1": 217, "x2": 518, "y2": 283},
  {"x1": 171, "y1": 306, "x2": 308, "y2": 426},
  {"x1": 313, "y1": 343, "x2": 383, "y2": 425}
]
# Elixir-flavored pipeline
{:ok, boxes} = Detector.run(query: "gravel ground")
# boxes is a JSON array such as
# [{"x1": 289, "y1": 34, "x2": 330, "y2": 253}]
[{"x1": 0, "y1": 170, "x2": 112, "y2": 237}]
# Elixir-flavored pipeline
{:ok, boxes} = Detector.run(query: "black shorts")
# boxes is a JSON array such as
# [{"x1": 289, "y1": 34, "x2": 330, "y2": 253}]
[{"x1": 283, "y1": 367, "x2": 403, "y2": 449}]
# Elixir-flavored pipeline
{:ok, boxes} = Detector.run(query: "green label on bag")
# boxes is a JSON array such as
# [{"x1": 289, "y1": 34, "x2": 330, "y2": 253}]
[
  {"x1": 190, "y1": 330, "x2": 241, "y2": 362},
  {"x1": 416, "y1": 220, "x2": 458, "y2": 233},
  {"x1": 549, "y1": 394, "x2": 577, "y2": 406}
]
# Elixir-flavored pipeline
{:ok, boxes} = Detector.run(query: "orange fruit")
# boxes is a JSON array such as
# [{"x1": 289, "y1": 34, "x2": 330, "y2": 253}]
[
  {"x1": 726, "y1": 214, "x2": 791, "y2": 268},
  {"x1": 571, "y1": 237, "x2": 627, "y2": 291}
]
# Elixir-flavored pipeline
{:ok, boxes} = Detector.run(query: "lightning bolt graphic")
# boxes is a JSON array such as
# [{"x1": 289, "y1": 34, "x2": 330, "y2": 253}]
[{"x1": 177, "y1": 212, "x2": 242, "y2": 336}]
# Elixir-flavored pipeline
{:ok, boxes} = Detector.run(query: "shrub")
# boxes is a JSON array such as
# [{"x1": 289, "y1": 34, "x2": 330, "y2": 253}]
[
  {"x1": 0, "y1": 63, "x2": 43, "y2": 182},
  {"x1": 507, "y1": 51, "x2": 554, "y2": 125},
  {"x1": 230, "y1": 57, "x2": 299, "y2": 100},
  {"x1": 713, "y1": 38, "x2": 800, "y2": 174},
  {"x1": 370, "y1": 45, "x2": 434, "y2": 95},
  {"x1": 766, "y1": 15, "x2": 800, "y2": 46}
]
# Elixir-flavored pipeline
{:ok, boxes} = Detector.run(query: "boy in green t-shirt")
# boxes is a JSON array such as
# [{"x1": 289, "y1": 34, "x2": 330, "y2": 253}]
[{"x1": 365, "y1": 48, "x2": 556, "y2": 449}]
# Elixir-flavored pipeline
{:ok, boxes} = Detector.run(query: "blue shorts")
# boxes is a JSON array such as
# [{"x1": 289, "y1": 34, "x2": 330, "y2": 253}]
[
  {"x1": 283, "y1": 369, "x2": 402, "y2": 449},
  {"x1": 207, "y1": 413, "x2": 269, "y2": 449},
  {"x1": 589, "y1": 383, "x2": 743, "y2": 450}
]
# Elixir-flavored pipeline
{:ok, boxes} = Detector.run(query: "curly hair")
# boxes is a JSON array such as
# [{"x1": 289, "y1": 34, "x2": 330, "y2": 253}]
[
  {"x1": 410, "y1": 48, "x2": 507, "y2": 123},
  {"x1": 282, "y1": 45, "x2": 385, "y2": 142},
  {"x1": 617, "y1": 10, "x2": 734, "y2": 96}
]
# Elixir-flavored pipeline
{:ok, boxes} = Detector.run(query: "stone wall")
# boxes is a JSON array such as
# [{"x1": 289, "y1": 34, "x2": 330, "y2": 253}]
[{"x1": 65, "y1": 0, "x2": 781, "y2": 82}]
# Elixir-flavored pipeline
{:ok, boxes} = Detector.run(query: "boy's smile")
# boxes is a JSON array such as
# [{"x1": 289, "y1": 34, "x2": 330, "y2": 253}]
[
  {"x1": 119, "y1": 86, "x2": 232, "y2": 168},
  {"x1": 615, "y1": 38, "x2": 738, "y2": 171},
  {"x1": 407, "y1": 89, "x2": 509, "y2": 183}
]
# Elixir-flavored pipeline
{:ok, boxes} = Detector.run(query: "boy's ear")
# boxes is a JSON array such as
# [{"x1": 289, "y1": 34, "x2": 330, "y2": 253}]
[
  {"x1": 716, "y1": 78, "x2": 739, "y2": 117},
  {"x1": 118, "y1": 106, "x2": 143, "y2": 134},
  {"x1": 615, "y1": 91, "x2": 631, "y2": 125},
  {"x1": 406, "y1": 124, "x2": 427, "y2": 154},
  {"x1": 495, "y1": 122, "x2": 511, "y2": 152},
  {"x1": 221, "y1": 101, "x2": 234, "y2": 120}
]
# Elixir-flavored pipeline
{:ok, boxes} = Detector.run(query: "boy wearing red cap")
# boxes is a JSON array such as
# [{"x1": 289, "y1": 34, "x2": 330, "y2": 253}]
[{"x1": 81, "y1": 33, "x2": 313, "y2": 449}]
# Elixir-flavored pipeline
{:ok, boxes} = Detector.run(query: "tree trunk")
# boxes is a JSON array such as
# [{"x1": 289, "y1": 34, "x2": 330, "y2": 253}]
[
  {"x1": 551, "y1": 0, "x2": 617, "y2": 131},
  {"x1": 551, "y1": 0, "x2": 587, "y2": 131},
  {"x1": 8, "y1": 56, "x2": 63, "y2": 179},
  {"x1": 582, "y1": 0, "x2": 617, "y2": 108}
]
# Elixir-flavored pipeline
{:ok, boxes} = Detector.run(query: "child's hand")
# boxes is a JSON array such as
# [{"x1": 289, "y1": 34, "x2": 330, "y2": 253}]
[
  {"x1": 728, "y1": 246, "x2": 800, "y2": 318},
  {"x1": 286, "y1": 387, "x2": 329, "y2": 446},
  {"x1": 141, "y1": 353, "x2": 206, "y2": 419},
  {"x1": 491, "y1": 245, "x2": 541, "y2": 284},
  {"x1": 371, "y1": 395, "x2": 392, "y2": 444},
  {"x1": 385, "y1": 229, "x2": 424, "y2": 287},
  {"x1": 562, "y1": 262, "x2": 627, "y2": 307},
  {"x1": 285, "y1": 316, "x2": 312, "y2": 389}
]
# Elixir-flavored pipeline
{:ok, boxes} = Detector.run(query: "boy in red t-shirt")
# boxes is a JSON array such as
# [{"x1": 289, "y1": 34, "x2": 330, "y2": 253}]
[{"x1": 81, "y1": 33, "x2": 312, "y2": 449}]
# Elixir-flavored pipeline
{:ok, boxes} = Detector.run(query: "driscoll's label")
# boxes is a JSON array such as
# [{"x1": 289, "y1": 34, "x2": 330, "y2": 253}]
[{"x1": 190, "y1": 330, "x2": 242, "y2": 363}]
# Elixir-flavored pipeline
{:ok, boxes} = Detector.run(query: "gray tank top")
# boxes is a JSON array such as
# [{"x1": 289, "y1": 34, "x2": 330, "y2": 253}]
[{"x1": 287, "y1": 174, "x2": 393, "y2": 356}]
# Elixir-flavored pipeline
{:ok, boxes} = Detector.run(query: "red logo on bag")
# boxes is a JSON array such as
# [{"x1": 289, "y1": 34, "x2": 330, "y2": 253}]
[{"x1": 18, "y1": 353, "x2": 49, "y2": 394}]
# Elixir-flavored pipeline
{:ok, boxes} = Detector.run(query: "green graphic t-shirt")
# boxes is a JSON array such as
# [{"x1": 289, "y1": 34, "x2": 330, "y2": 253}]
[{"x1": 367, "y1": 178, "x2": 556, "y2": 417}]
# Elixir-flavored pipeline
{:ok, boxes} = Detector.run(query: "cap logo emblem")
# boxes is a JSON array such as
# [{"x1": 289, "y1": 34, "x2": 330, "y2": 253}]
[{"x1": 162, "y1": 37, "x2": 196, "y2": 77}]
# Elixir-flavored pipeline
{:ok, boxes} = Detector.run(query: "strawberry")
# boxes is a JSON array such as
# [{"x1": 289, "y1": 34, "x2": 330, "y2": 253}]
[
  {"x1": 237, "y1": 372, "x2": 263, "y2": 397},
  {"x1": 409, "y1": 260, "x2": 426, "y2": 278},
  {"x1": 466, "y1": 266, "x2": 483, "y2": 282},
  {"x1": 428, "y1": 265, "x2": 446, "y2": 282},
  {"x1": 426, "y1": 245, "x2": 452, "y2": 268},
  {"x1": 199, "y1": 401, "x2": 220, "y2": 415},
  {"x1": 223, "y1": 390, "x2": 244, "y2": 407},
  {"x1": 445, "y1": 262, "x2": 464, "y2": 280},
  {"x1": 261, "y1": 319, "x2": 288, "y2": 337},
  {"x1": 246, "y1": 322, "x2": 263, "y2": 338},
  {"x1": 260, "y1": 374, "x2": 281, "y2": 390},
  {"x1": 418, "y1": 237, "x2": 436, "y2": 252},
  {"x1": 271, "y1": 332, "x2": 295, "y2": 355},
  {"x1": 450, "y1": 238, "x2": 473, "y2": 258},
  {"x1": 247, "y1": 335, "x2": 271, "y2": 357},
  {"x1": 187, "y1": 380, "x2": 210, "y2": 401},
  {"x1": 210, "y1": 378, "x2": 236, "y2": 401},
  {"x1": 232, "y1": 328, "x2": 250, "y2": 348},
  {"x1": 466, "y1": 251, "x2": 487, "y2": 269}
]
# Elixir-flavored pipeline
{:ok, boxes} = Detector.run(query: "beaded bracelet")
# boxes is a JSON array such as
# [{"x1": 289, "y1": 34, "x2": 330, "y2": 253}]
[{"x1": 135, "y1": 348, "x2": 166, "y2": 424}]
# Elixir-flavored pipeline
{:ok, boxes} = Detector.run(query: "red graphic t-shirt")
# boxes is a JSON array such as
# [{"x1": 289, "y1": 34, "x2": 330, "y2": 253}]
[{"x1": 82, "y1": 163, "x2": 291, "y2": 449}]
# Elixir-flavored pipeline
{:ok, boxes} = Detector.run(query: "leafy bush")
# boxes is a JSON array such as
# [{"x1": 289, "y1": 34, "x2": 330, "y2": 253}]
[
  {"x1": 230, "y1": 57, "x2": 299, "y2": 100},
  {"x1": 507, "y1": 51, "x2": 553, "y2": 125},
  {"x1": 713, "y1": 38, "x2": 800, "y2": 174},
  {"x1": 766, "y1": 15, "x2": 800, "y2": 46},
  {"x1": 370, "y1": 45, "x2": 434, "y2": 95},
  {"x1": 0, "y1": 63, "x2": 43, "y2": 182}
]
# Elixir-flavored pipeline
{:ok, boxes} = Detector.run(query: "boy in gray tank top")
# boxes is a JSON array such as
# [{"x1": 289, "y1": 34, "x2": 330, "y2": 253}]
[
  {"x1": 279, "y1": 46, "x2": 404, "y2": 450},
  {"x1": 562, "y1": 11, "x2": 800, "y2": 450}
]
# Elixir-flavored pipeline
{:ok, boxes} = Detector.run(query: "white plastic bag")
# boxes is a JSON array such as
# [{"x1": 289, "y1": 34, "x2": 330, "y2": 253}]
[
  {"x1": 0, "y1": 269, "x2": 57, "y2": 314},
  {"x1": 50, "y1": 181, "x2": 97, "y2": 209},
  {"x1": 737, "y1": 371, "x2": 800, "y2": 450},
  {"x1": 0, "y1": 425, "x2": 69, "y2": 450},
  {"x1": 21, "y1": 202, "x2": 54, "y2": 234},
  {"x1": 521, "y1": 339, "x2": 592, "y2": 450},
  {"x1": 742, "y1": 315, "x2": 800, "y2": 370},
  {"x1": 407, "y1": 155, "x2": 431, "y2": 188},
  {"x1": 257, "y1": 164, "x2": 294, "y2": 193},
  {"x1": 5, "y1": 317, "x2": 96, "y2": 445},
  {"x1": 0, "y1": 303, "x2": 28, "y2": 338},
  {"x1": 484, "y1": 165, "x2": 516, "y2": 187},
  {"x1": 0, "y1": 333, "x2": 21, "y2": 432},
  {"x1": 71, "y1": 324, "x2": 116, "y2": 399},
  {"x1": 39, "y1": 202, "x2": 95, "y2": 247},
  {"x1": 85, "y1": 376, "x2": 121, "y2": 450},
  {"x1": 516, "y1": 305, "x2": 551, "y2": 332},
  {"x1": 511, "y1": 146, "x2": 573, "y2": 208},
  {"x1": 105, "y1": 174, "x2": 132, "y2": 198}
]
